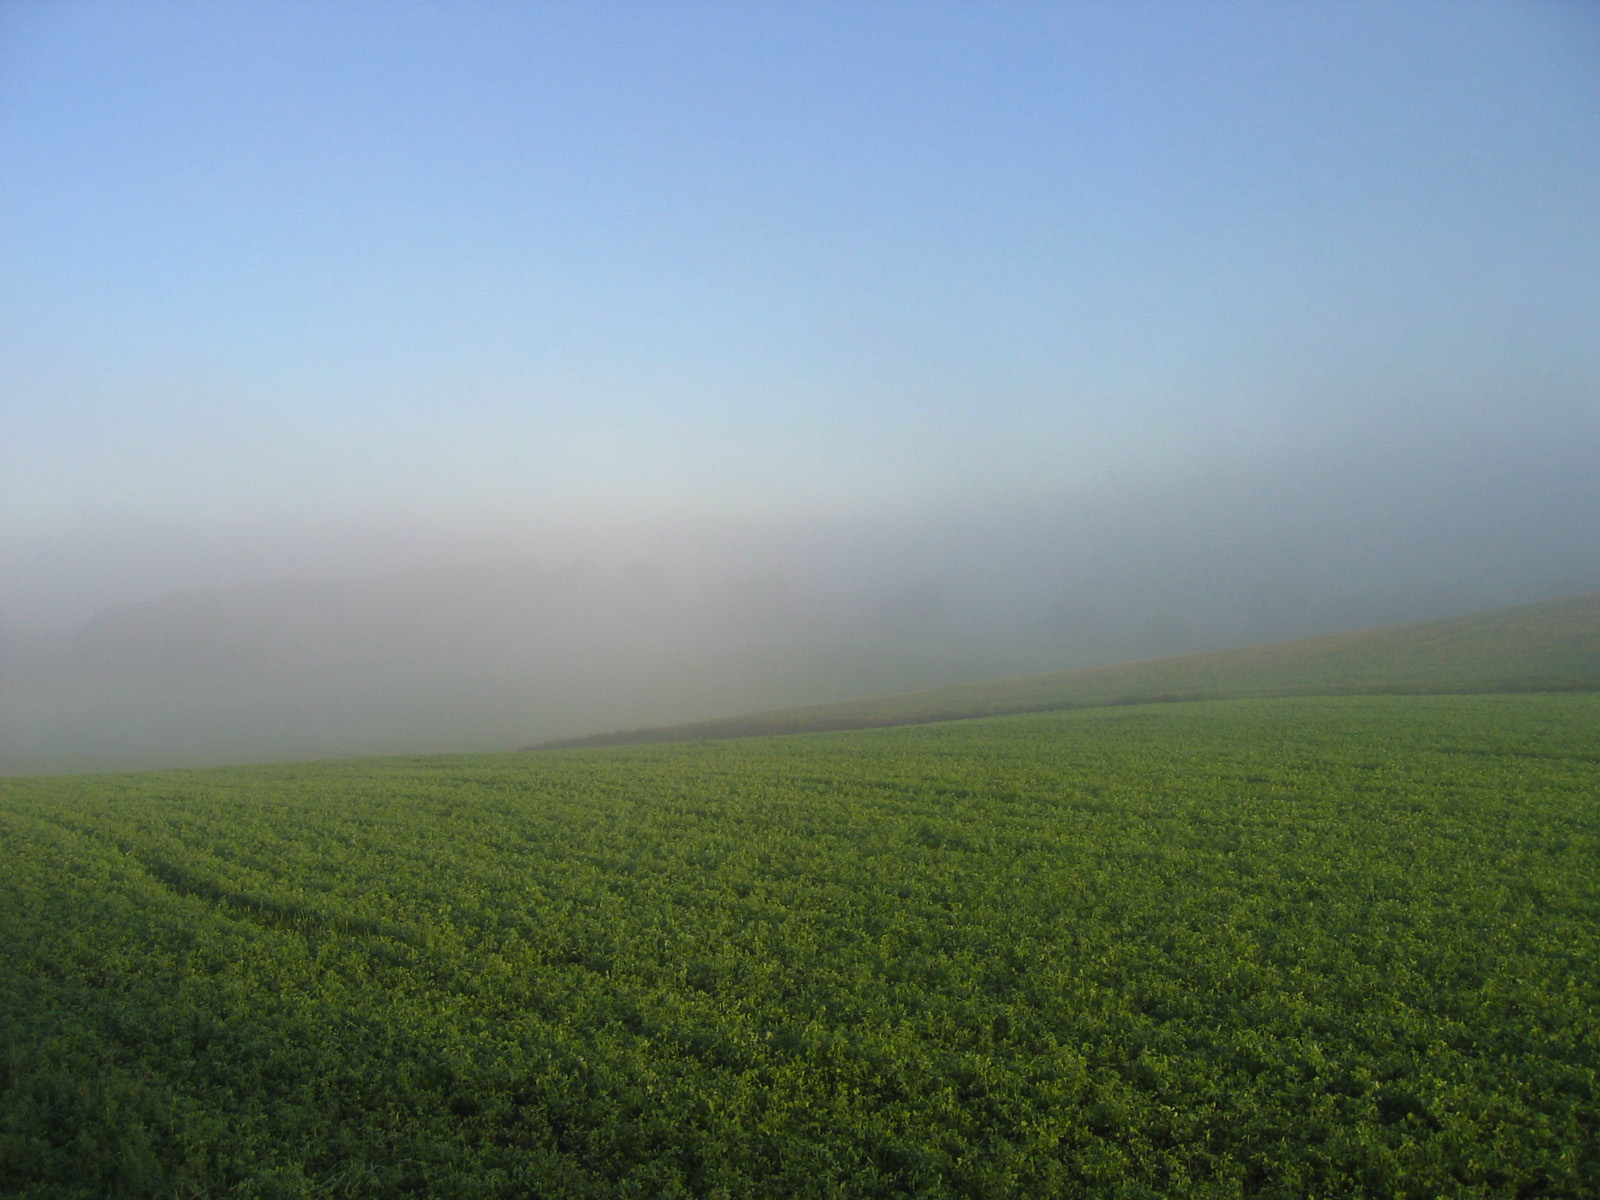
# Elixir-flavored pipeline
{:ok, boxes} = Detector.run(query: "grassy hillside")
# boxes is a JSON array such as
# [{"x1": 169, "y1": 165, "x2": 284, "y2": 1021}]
[
  {"x1": 2, "y1": 694, "x2": 1596, "y2": 1197},
  {"x1": 540, "y1": 590, "x2": 1600, "y2": 748}
]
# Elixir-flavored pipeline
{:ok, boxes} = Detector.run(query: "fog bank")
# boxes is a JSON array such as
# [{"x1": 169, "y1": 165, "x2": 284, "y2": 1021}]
[{"x1": 5, "y1": 423, "x2": 1597, "y2": 774}]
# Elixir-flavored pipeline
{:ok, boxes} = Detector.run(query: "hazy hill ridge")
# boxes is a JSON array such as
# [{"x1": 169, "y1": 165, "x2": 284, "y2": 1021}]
[{"x1": 537, "y1": 590, "x2": 1600, "y2": 748}]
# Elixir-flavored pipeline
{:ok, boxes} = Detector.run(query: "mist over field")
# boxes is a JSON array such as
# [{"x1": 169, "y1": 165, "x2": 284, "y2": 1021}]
[
  {"x1": 5, "y1": 407, "x2": 1597, "y2": 773},
  {"x1": 2, "y1": 3, "x2": 1597, "y2": 771}
]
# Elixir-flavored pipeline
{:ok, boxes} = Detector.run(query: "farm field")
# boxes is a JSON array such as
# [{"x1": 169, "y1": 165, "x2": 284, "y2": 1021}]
[
  {"x1": 2, "y1": 693, "x2": 1597, "y2": 1197},
  {"x1": 542, "y1": 590, "x2": 1600, "y2": 748}
]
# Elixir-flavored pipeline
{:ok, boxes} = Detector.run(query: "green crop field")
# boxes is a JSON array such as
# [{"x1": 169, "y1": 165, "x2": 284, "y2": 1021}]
[
  {"x1": 2, "y1": 693, "x2": 1596, "y2": 1198},
  {"x1": 543, "y1": 591, "x2": 1600, "y2": 748}
]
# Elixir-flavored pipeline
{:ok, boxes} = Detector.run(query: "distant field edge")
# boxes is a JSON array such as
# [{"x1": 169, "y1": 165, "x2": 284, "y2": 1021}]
[
  {"x1": 532, "y1": 675, "x2": 1600, "y2": 750},
  {"x1": 530, "y1": 590, "x2": 1600, "y2": 749}
]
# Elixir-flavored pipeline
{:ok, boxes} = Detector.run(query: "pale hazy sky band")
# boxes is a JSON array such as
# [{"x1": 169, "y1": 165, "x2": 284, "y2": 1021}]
[{"x1": 1, "y1": 2, "x2": 1597, "y2": 552}]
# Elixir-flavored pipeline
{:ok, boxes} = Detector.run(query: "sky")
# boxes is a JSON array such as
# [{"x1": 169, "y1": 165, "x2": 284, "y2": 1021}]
[{"x1": 2, "y1": 1, "x2": 1598, "y2": 767}]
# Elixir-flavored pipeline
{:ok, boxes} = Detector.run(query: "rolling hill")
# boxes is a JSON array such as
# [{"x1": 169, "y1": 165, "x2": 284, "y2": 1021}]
[{"x1": 538, "y1": 589, "x2": 1600, "y2": 748}]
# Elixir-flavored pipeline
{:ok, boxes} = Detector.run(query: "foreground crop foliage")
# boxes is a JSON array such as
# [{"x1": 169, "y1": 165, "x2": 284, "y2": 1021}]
[{"x1": 1, "y1": 695, "x2": 1596, "y2": 1197}]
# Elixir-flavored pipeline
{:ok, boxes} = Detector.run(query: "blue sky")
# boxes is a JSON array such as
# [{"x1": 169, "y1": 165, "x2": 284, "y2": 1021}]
[{"x1": 2, "y1": 1, "x2": 1597, "y2": 612}]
